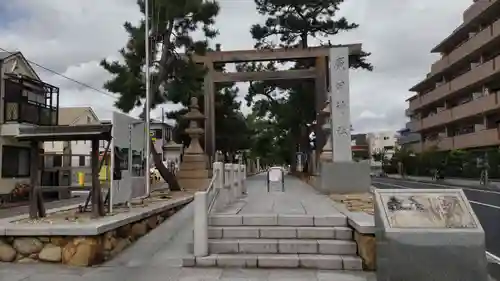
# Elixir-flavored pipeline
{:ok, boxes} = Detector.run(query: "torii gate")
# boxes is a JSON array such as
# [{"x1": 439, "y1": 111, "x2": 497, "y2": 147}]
[{"x1": 192, "y1": 44, "x2": 362, "y2": 165}]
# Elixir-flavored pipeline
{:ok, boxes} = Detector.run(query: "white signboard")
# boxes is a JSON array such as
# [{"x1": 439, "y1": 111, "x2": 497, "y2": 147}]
[
  {"x1": 329, "y1": 47, "x2": 352, "y2": 162},
  {"x1": 111, "y1": 112, "x2": 147, "y2": 205},
  {"x1": 376, "y1": 190, "x2": 478, "y2": 229},
  {"x1": 268, "y1": 168, "x2": 283, "y2": 182}
]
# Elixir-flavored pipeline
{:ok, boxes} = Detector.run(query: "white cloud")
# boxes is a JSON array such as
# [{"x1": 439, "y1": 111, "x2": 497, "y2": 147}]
[{"x1": 0, "y1": 0, "x2": 473, "y2": 132}]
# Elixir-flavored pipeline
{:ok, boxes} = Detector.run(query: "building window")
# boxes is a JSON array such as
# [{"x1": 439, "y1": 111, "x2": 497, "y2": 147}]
[
  {"x1": 2, "y1": 146, "x2": 30, "y2": 178},
  {"x1": 53, "y1": 155, "x2": 62, "y2": 167},
  {"x1": 79, "y1": 156, "x2": 86, "y2": 167}
]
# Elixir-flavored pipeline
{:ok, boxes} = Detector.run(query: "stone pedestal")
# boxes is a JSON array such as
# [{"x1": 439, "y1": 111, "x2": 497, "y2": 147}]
[
  {"x1": 317, "y1": 161, "x2": 370, "y2": 194},
  {"x1": 374, "y1": 188, "x2": 488, "y2": 281},
  {"x1": 177, "y1": 97, "x2": 210, "y2": 191}
]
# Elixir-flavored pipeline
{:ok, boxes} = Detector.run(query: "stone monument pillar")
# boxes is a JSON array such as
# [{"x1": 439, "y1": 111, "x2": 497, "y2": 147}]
[
  {"x1": 316, "y1": 47, "x2": 370, "y2": 194},
  {"x1": 177, "y1": 97, "x2": 210, "y2": 191}
]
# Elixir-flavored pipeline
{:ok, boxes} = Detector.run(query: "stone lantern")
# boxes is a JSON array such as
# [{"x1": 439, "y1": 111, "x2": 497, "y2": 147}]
[
  {"x1": 319, "y1": 98, "x2": 333, "y2": 162},
  {"x1": 177, "y1": 97, "x2": 210, "y2": 190}
]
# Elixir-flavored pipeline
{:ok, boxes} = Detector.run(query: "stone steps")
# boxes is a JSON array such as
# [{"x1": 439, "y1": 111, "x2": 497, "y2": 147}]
[
  {"x1": 205, "y1": 239, "x2": 357, "y2": 255},
  {"x1": 183, "y1": 253, "x2": 363, "y2": 270},
  {"x1": 208, "y1": 214, "x2": 347, "y2": 227},
  {"x1": 208, "y1": 226, "x2": 353, "y2": 239}
]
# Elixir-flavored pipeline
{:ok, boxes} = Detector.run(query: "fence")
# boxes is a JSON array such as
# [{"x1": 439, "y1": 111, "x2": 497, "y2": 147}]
[{"x1": 193, "y1": 161, "x2": 247, "y2": 257}]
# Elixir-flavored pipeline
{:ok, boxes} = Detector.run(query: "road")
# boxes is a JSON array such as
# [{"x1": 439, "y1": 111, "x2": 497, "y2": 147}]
[{"x1": 372, "y1": 177, "x2": 500, "y2": 279}]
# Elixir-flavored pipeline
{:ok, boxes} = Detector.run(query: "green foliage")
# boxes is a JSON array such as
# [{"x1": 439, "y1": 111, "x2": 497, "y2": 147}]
[
  {"x1": 244, "y1": 0, "x2": 372, "y2": 167},
  {"x1": 101, "y1": 0, "x2": 220, "y2": 113}
]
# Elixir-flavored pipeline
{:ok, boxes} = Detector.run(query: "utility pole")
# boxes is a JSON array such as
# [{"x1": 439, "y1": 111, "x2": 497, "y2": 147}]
[{"x1": 144, "y1": 0, "x2": 151, "y2": 196}]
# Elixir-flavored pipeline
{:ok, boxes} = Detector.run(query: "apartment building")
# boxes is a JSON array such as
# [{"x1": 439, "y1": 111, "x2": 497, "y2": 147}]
[{"x1": 406, "y1": 0, "x2": 500, "y2": 153}]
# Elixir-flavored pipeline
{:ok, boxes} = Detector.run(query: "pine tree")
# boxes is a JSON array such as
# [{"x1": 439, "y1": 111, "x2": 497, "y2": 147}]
[
  {"x1": 245, "y1": 0, "x2": 373, "y2": 171},
  {"x1": 101, "y1": 0, "x2": 220, "y2": 190}
]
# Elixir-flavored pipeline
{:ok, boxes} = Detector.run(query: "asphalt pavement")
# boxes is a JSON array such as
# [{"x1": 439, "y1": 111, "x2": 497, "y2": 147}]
[{"x1": 372, "y1": 177, "x2": 500, "y2": 279}]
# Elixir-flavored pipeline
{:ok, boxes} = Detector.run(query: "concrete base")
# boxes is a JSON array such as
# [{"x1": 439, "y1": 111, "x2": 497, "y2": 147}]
[
  {"x1": 317, "y1": 161, "x2": 370, "y2": 194},
  {"x1": 376, "y1": 231, "x2": 487, "y2": 281},
  {"x1": 374, "y1": 188, "x2": 488, "y2": 281}
]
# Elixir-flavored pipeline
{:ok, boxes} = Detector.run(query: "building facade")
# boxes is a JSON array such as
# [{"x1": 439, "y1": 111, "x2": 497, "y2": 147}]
[
  {"x1": 0, "y1": 52, "x2": 60, "y2": 195},
  {"x1": 367, "y1": 131, "x2": 398, "y2": 160},
  {"x1": 406, "y1": 0, "x2": 500, "y2": 153}
]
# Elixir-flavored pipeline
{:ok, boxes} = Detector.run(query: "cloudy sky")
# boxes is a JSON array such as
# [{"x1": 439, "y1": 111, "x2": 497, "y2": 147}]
[{"x1": 0, "y1": 0, "x2": 472, "y2": 132}]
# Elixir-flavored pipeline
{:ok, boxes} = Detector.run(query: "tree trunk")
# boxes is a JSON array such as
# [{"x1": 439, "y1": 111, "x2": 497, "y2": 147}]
[{"x1": 149, "y1": 137, "x2": 182, "y2": 191}]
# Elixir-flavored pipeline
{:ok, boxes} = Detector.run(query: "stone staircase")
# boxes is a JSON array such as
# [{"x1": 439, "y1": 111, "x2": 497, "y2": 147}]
[{"x1": 185, "y1": 213, "x2": 363, "y2": 270}]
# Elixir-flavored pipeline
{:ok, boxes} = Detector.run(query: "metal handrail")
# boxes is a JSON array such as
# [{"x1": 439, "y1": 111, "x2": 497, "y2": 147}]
[{"x1": 206, "y1": 173, "x2": 219, "y2": 213}]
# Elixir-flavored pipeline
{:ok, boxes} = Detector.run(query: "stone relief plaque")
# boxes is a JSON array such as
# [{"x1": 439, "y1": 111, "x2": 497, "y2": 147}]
[{"x1": 379, "y1": 192, "x2": 477, "y2": 229}]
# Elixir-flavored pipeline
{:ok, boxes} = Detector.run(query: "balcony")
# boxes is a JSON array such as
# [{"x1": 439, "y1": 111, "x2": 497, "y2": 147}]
[
  {"x1": 1, "y1": 74, "x2": 59, "y2": 136},
  {"x1": 429, "y1": 17, "x2": 500, "y2": 77},
  {"x1": 423, "y1": 137, "x2": 454, "y2": 151},
  {"x1": 421, "y1": 110, "x2": 452, "y2": 130},
  {"x1": 420, "y1": 82, "x2": 450, "y2": 106},
  {"x1": 451, "y1": 93, "x2": 498, "y2": 121},
  {"x1": 450, "y1": 59, "x2": 495, "y2": 92},
  {"x1": 414, "y1": 54, "x2": 500, "y2": 112},
  {"x1": 398, "y1": 133, "x2": 421, "y2": 145},
  {"x1": 4, "y1": 101, "x2": 57, "y2": 126},
  {"x1": 453, "y1": 128, "x2": 500, "y2": 149},
  {"x1": 409, "y1": 97, "x2": 421, "y2": 111},
  {"x1": 463, "y1": 0, "x2": 497, "y2": 24}
]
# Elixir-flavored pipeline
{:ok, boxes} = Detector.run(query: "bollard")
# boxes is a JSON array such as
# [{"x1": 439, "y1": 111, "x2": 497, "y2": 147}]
[
  {"x1": 225, "y1": 163, "x2": 234, "y2": 203},
  {"x1": 232, "y1": 164, "x2": 240, "y2": 199},
  {"x1": 213, "y1": 162, "x2": 225, "y2": 210},
  {"x1": 193, "y1": 192, "x2": 208, "y2": 257}
]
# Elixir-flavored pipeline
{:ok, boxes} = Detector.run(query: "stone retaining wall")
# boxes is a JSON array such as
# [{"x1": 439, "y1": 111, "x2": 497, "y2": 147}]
[
  {"x1": 354, "y1": 230, "x2": 376, "y2": 271},
  {"x1": 0, "y1": 203, "x2": 189, "y2": 266}
]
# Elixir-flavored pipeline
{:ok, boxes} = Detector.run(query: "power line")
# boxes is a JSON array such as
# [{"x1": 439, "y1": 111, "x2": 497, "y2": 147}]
[{"x1": 0, "y1": 46, "x2": 116, "y2": 99}]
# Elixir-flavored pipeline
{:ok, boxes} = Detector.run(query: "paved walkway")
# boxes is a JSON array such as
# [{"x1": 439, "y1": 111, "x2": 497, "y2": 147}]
[
  {"x1": 0, "y1": 174, "x2": 375, "y2": 281},
  {"x1": 218, "y1": 173, "x2": 344, "y2": 216}
]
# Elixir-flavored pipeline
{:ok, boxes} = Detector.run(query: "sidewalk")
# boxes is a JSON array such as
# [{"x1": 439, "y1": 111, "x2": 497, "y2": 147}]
[
  {"x1": 387, "y1": 174, "x2": 500, "y2": 189},
  {"x1": 0, "y1": 173, "x2": 376, "y2": 281}
]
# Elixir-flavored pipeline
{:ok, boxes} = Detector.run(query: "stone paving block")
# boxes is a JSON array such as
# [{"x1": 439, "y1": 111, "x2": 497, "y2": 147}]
[
  {"x1": 257, "y1": 254, "x2": 300, "y2": 268},
  {"x1": 196, "y1": 255, "x2": 218, "y2": 267},
  {"x1": 259, "y1": 227, "x2": 297, "y2": 238},
  {"x1": 334, "y1": 226, "x2": 353, "y2": 240},
  {"x1": 297, "y1": 227, "x2": 335, "y2": 239},
  {"x1": 342, "y1": 255, "x2": 363, "y2": 270},
  {"x1": 239, "y1": 239, "x2": 278, "y2": 254},
  {"x1": 209, "y1": 215, "x2": 243, "y2": 226},
  {"x1": 317, "y1": 240, "x2": 357, "y2": 255},
  {"x1": 208, "y1": 240, "x2": 239, "y2": 254},
  {"x1": 182, "y1": 256, "x2": 196, "y2": 267},
  {"x1": 277, "y1": 214, "x2": 314, "y2": 226},
  {"x1": 313, "y1": 215, "x2": 347, "y2": 226},
  {"x1": 216, "y1": 254, "x2": 258, "y2": 267},
  {"x1": 278, "y1": 239, "x2": 318, "y2": 254},
  {"x1": 223, "y1": 227, "x2": 260, "y2": 238},
  {"x1": 208, "y1": 227, "x2": 223, "y2": 239},
  {"x1": 242, "y1": 214, "x2": 277, "y2": 226},
  {"x1": 298, "y1": 254, "x2": 343, "y2": 270}
]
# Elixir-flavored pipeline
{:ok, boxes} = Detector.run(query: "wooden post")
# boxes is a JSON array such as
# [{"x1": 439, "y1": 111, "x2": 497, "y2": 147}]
[
  {"x1": 204, "y1": 61, "x2": 215, "y2": 163},
  {"x1": 29, "y1": 141, "x2": 45, "y2": 218},
  {"x1": 91, "y1": 139, "x2": 104, "y2": 217},
  {"x1": 315, "y1": 56, "x2": 328, "y2": 167}
]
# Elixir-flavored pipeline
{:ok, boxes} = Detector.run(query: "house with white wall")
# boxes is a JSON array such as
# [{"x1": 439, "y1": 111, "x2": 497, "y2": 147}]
[
  {"x1": 43, "y1": 107, "x2": 107, "y2": 188},
  {"x1": 0, "y1": 51, "x2": 60, "y2": 197},
  {"x1": 367, "y1": 131, "x2": 398, "y2": 167}
]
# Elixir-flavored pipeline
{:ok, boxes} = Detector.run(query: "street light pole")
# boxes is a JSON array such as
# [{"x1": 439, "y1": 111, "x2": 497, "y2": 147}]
[{"x1": 144, "y1": 0, "x2": 151, "y2": 196}]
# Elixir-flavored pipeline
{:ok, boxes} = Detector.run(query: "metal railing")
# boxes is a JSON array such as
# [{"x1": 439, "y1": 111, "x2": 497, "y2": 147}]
[{"x1": 193, "y1": 161, "x2": 247, "y2": 257}]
